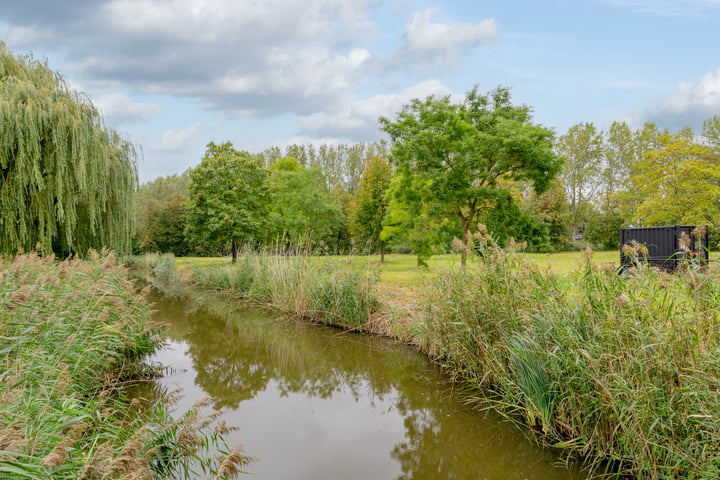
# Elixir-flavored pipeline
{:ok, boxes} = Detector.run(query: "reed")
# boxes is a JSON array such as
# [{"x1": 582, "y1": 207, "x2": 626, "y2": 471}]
[
  {"x1": 421, "y1": 233, "x2": 720, "y2": 478},
  {"x1": 182, "y1": 246, "x2": 379, "y2": 328},
  {"x1": 0, "y1": 251, "x2": 250, "y2": 478}
]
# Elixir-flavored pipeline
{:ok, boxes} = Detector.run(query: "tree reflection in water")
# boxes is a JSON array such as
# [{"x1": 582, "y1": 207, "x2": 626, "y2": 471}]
[{"x1": 148, "y1": 292, "x2": 588, "y2": 480}]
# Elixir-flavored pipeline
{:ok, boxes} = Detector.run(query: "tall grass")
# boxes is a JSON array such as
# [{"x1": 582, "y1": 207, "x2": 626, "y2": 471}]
[
  {"x1": 0, "y1": 251, "x2": 250, "y2": 479},
  {"x1": 183, "y1": 247, "x2": 379, "y2": 328},
  {"x1": 421, "y1": 233, "x2": 720, "y2": 479}
]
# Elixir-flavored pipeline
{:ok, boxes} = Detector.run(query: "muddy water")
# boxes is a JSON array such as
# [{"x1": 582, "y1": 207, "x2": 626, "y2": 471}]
[{"x1": 147, "y1": 294, "x2": 589, "y2": 480}]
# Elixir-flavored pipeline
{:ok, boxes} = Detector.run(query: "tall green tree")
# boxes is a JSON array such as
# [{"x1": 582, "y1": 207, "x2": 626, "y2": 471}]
[
  {"x1": 349, "y1": 156, "x2": 393, "y2": 259},
  {"x1": 134, "y1": 171, "x2": 191, "y2": 254},
  {"x1": 264, "y1": 157, "x2": 345, "y2": 250},
  {"x1": 632, "y1": 133, "x2": 720, "y2": 226},
  {"x1": 556, "y1": 122, "x2": 604, "y2": 238},
  {"x1": 137, "y1": 193, "x2": 191, "y2": 255},
  {"x1": 0, "y1": 44, "x2": 137, "y2": 256},
  {"x1": 184, "y1": 142, "x2": 267, "y2": 262},
  {"x1": 380, "y1": 85, "x2": 562, "y2": 265}
]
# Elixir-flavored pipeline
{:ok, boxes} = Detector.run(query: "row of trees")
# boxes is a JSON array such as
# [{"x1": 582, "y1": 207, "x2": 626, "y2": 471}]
[
  {"x1": 556, "y1": 119, "x2": 720, "y2": 248},
  {"x1": 136, "y1": 87, "x2": 720, "y2": 262},
  {"x1": 135, "y1": 142, "x2": 393, "y2": 261},
  {"x1": 4, "y1": 36, "x2": 716, "y2": 260}
]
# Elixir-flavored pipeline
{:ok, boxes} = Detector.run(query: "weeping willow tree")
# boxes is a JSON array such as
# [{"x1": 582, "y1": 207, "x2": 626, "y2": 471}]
[{"x1": 0, "y1": 43, "x2": 137, "y2": 256}]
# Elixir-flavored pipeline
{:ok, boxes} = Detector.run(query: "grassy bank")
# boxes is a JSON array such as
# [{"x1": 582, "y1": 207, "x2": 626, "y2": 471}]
[
  {"x1": 420, "y1": 241, "x2": 720, "y2": 478},
  {"x1": 0, "y1": 252, "x2": 249, "y2": 479},
  {"x1": 149, "y1": 250, "x2": 379, "y2": 328},
  {"x1": 141, "y1": 247, "x2": 720, "y2": 478}
]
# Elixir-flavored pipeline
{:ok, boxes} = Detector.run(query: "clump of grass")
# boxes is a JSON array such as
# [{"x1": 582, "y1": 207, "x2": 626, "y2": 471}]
[
  {"x1": 422, "y1": 230, "x2": 720, "y2": 479},
  {"x1": 0, "y1": 251, "x2": 250, "y2": 478},
  {"x1": 166, "y1": 246, "x2": 379, "y2": 328}
]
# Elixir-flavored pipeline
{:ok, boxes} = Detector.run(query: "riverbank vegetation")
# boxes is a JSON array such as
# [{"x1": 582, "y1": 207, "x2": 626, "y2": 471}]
[
  {"x1": 136, "y1": 241, "x2": 720, "y2": 479},
  {"x1": 0, "y1": 252, "x2": 250, "y2": 479},
  {"x1": 141, "y1": 248, "x2": 379, "y2": 329},
  {"x1": 421, "y1": 234, "x2": 720, "y2": 479}
]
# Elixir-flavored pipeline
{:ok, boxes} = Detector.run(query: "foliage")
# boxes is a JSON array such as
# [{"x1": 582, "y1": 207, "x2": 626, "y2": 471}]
[
  {"x1": 349, "y1": 156, "x2": 393, "y2": 254},
  {"x1": 184, "y1": 142, "x2": 268, "y2": 261},
  {"x1": 0, "y1": 43, "x2": 137, "y2": 256},
  {"x1": 421, "y1": 238, "x2": 720, "y2": 479},
  {"x1": 525, "y1": 179, "x2": 572, "y2": 249},
  {"x1": 632, "y1": 132, "x2": 720, "y2": 225},
  {"x1": 164, "y1": 248, "x2": 380, "y2": 328},
  {"x1": 134, "y1": 171, "x2": 191, "y2": 253},
  {"x1": 0, "y1": 251, "x2": 249, "y2": 478},
  {"x1": 259, "y1": 141, "x2": 388, "y2": 195},
  {"x1": 478, "y1": 188, "x2": 550, "y2": 249},
  {"x1": 703, "y1": 115, "x2": 720, "y2": 150},
  {"x1": 381, "y1": 173, "x2": 459, "y2": 266},
  {"x1": 137, "y1": 193, "x2": 191, "y2": 256},
  {"x1": 556, "y1": 122, "x2": 603, "y2": 237},
  {"x1": 265, "y1": 157, "x2": 345, "y2": 250},
  {"x1": 380, "y1": 85, "x2": 562, "y2": 265}
]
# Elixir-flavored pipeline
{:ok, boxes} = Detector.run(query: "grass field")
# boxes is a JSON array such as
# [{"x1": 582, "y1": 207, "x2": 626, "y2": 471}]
[{"x1": 176, "y1": 250, "x2": 620, "y2": 293}]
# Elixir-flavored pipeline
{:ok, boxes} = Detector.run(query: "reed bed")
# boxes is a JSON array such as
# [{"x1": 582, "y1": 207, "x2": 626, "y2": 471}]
[
  {"x1": 0, "y1": 251, "x2": 250, "y2": 479},
  {"x1": 421, "y1": 233, "x2": 720, "y2": 479},
  {"x1": 180, "y1": 248, "x2": 379, "y2": 328}
]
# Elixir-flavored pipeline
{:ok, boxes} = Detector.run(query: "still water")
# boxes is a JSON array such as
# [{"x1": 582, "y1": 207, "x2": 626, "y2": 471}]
[{"x1": 147, "y1": 293, "x2": 588, "y2": 480}]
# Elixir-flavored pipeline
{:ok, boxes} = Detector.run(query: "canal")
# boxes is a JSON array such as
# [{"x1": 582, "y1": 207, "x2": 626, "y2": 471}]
[{"x1": 146, "y1": 293, "x2": 589, "y2": 479}]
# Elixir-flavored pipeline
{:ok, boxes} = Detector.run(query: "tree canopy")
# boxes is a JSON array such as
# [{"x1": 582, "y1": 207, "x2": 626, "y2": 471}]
[
  {"x1": 632, "y1": 133, "x2": 720, "y2": 226},
  {"x1": 349, "y1": 156, "x2": 393, "y2": 258},
  {"x1": 556, "y1": 122, "x2": 603, "y2": 237},
  {"x1": 380, "y1": 85, "x2": 562, "y2": 264},
  {"x1": 265, "y1": 157, "x2": 345, "y2": 250},
  {"x1": 0, "y1": 43, "x2": 137, "y2": 256},
  {"x1": 184, "y1": 142, "x2": 267, "y2": 262}
]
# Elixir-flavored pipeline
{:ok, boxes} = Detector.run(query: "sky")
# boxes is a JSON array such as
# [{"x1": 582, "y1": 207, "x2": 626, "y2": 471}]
[{"x1": 2, "y1": 0, "x2": 720, "y2": 183}]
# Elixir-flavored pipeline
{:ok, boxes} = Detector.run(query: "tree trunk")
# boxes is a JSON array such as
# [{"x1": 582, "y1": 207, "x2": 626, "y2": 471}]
[
  {"x1": 231, "y1": 238, "x2": 238, "y2": 264},
  {"x1": 380, "y1": 240, "x2": 385, "y2": 263}
]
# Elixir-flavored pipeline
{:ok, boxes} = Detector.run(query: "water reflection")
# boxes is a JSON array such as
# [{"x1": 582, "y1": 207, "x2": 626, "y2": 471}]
[{"x1": 148, "y1": 293, "x2": 587, "y2": 480}]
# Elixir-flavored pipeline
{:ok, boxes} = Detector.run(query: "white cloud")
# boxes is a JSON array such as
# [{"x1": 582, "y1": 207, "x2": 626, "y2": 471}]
[
  {"x1": 637, "y1": 68, "x2": 720, "y2": 129},
  {"x1": 2, "y1": 0, "x2": 379, "y2": 116},
  {"x1": 213, "y1": 47, "x2": 372, "y2": 99},
  {"x1": 156, "y1": 122, "x2": 201, "y2": 153},
  {"x1": 101, "y1": 0, "x2": 375, "y2": 44},
  {"x1": 1, "y1": 25, "x2": 57, "y2": 47},
  {"x1": 402, "y1": 9, "x2": 498, "y2": 64},
  {"x1": 93, "y1": 92, "x2": 161, "y2": 125},
  {"x1": 298, "y1": 80, "x2": 454, "y2": 140}
]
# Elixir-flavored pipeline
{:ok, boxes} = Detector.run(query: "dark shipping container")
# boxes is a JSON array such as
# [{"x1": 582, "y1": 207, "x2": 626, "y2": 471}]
[{"x1": 620, "y1": 225, "x2": 709, "y2": 272}]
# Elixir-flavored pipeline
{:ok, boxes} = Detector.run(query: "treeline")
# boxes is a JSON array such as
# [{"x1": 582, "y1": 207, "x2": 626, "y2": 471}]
[
  {"x1": 3, "y1": 37, "x2": 718, "y2": 261},
  {"x1": 135, "y1": 116, "x2": 720, "y2": 259},
  {"x1": 134, "y1": 141, "x2": 390, "y2": 259}
]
